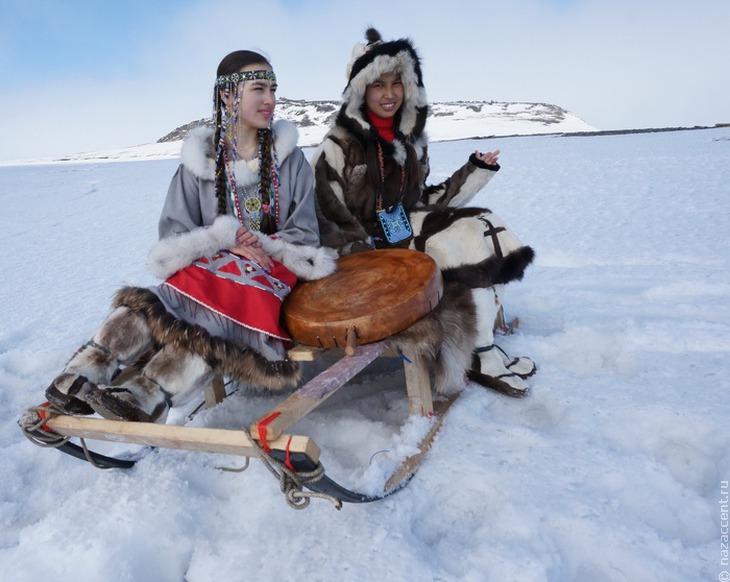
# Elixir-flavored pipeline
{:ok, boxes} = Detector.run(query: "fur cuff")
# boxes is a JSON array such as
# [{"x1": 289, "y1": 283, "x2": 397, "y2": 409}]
[
  {"x1": 258, "y1": 235, "x2": 338, "y2": 280},
  {"x1": 147, "y1": 215, "x2": 239, "y2": 279},
  {"x1": 469, "y1": 152, "x2": 500, "y2": 172}
]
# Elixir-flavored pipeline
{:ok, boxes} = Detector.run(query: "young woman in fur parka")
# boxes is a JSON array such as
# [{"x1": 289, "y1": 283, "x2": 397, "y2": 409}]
[
  {"x1": 312, "y1": 29, "x2": 536, "y2": 397},
  {"x1": 44, "y1": 50, "x2": 336, "y2": 423}
]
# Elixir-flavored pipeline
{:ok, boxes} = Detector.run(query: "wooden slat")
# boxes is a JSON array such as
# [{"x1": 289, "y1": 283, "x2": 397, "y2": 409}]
[
  {"x1": 286, "y1": 345, "x2": 323, "y2": 362},
  {"x1": 45, "y1": 415, "x2": 320, "y2": 462},
  {"x1": 204, "y1": 374, "x2": 227, "y2": 408},
  {"x1": 402, "y1": 351, "x2": 434, "y2": 415},
  {"x1": 252, "y1": 341, "x2": 389, "y2": 441}
]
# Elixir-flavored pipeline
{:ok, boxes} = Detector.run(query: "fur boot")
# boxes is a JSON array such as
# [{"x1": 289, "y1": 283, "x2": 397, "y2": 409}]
[
  {"x1": 85, "y1": 345, "x2": 214, "y2": 423},
  {"x1": 45, "y1": 307, "x2": 153, "y2": 414},
  {"x1": 466, "y1": 287, "x2": 535, "y2": 398}
]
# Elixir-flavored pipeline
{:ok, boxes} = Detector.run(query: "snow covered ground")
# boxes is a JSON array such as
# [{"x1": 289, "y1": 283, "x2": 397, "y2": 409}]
[{"x1": 1, "y1": 127, "x2": 728, "y2": 581}]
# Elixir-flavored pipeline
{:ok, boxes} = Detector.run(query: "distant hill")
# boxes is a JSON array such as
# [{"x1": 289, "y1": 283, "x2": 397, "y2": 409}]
[
  {"x1": 11, "y1": 98, "x2": 718, "y2": 166},
  {"x1": 157, "y1": 98, "x2": 597, "y2": 147}
]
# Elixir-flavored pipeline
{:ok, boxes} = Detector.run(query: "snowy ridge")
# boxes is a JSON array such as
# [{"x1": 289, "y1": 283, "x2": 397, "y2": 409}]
[
  {"x1": 157, "y1": 98, "x2": 597, "y2": 147},
  {"x1": 1, "y1": 98, "x2": 596, "y2": 166}
]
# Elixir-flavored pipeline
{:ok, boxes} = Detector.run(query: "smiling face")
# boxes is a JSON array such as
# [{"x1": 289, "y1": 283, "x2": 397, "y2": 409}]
[
  {"x1": 221, "y1": 63, "x2": 277, "y2": 132},
  {"x1": 365, "y1": 72, "x2": 404, "y2": 118}
]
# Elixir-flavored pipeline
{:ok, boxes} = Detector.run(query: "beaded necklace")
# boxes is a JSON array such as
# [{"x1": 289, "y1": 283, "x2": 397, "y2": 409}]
[
  {"x1": 223, "y1": 139, "x2": 280, "y2": 233},
  {"x1": 374, "y1": 141, "x2": 413, "y2": 244},
  {"x1": 375, "y1": 142, "x2": 407, "y2": 211}
]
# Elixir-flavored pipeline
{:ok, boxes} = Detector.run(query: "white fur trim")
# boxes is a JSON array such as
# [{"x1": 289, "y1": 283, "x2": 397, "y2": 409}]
[
  {"x1": 147, "y1": 215, "x2": 239, "y2": 279},
  {"x1": 345, "y1": 42, "x2": 370, "y2": 80},
  {"x1": 180, "y1": 120, "x2": 300, "y2": 181},
  {"x1": 181, "y1": 126, "x2": 216, "y2": 180},
  {"x1": 272, "y1": 118, "x2": 298, "y2": 161},
  {"x1": 434, "y1": 342, "x2": 469, "y2": 395},
  {"x1": 258, "y1": 235, "x2": 338, "y2": 280}
]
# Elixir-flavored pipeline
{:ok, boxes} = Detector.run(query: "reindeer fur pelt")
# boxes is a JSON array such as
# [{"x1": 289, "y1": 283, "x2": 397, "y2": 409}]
[
  {"x1": 112, "y1": 286, "x2": 300, "y2": 390},
  {"x1": 393, "y1": 282, "x2": 477, "y2": 394}
]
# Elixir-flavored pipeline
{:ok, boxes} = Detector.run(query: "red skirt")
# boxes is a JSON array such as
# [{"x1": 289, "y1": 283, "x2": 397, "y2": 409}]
[{"x1": 162, "y1": 251, "x2": 297, "y2": 340}]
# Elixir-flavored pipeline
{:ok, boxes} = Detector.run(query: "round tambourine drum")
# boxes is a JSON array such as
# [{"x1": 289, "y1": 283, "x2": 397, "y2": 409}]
[{"x1": 282, "y1": 249, "x2": 443, "y2": 349}]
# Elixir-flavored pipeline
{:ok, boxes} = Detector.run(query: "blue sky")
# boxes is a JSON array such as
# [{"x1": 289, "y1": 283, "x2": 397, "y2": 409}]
[
  {"x1": 1, "y1": 1, "x2": 199, "y2": 85},
  {"x1": 1, "y1": 0, "x2": 728, "y2": 161}
]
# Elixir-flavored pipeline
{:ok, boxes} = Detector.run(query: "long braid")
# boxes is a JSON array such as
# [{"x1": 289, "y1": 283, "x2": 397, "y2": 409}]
[
  {"x1": 258, "y1": 128, "x2": 276, "y2": 235},
  {"x1": 214, "y1": 150, "x2": 228, "y2": 216},
  {"x1": 213, "y1": 103, "x2": 229, "y2": 216}
]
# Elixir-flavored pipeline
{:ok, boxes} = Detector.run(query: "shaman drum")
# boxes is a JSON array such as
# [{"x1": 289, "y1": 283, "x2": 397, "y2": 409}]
[{"x1": 282, "y1": 249, "x2": 443, "y2": 349}]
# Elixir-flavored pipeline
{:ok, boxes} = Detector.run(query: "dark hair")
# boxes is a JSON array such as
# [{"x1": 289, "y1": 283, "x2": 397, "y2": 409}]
[{"x1": 213, "y1": 50, "x2": 277, "y2": 234}]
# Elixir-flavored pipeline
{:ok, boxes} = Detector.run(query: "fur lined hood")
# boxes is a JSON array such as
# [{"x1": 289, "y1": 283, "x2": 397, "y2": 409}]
[
  {"x1": 180, "y1": 119, "x2": 299, "y2": 184},
  {"x1": 338, "y1": 28, "x2": 428, "y2": 144}
]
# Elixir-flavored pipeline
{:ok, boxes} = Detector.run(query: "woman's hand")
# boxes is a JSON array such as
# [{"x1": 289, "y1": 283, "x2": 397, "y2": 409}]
[
  {"x1": 234, "y1": 226, "x2": 262, "y2": 249},
  {"x1": 228, "y1": 226, "x2": 274, "y2": 270},
  {"x1": 474, "y1": 149, "x2": 500, "y2": 166}
]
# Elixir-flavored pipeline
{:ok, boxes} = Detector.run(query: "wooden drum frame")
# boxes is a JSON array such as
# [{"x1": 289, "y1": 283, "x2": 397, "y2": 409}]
[{"x1": 282, "y1": 249, "x2": 443, "y2": 350}]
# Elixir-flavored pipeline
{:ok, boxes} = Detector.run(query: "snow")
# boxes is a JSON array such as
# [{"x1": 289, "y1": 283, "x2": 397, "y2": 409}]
[{"x1": 2, "y1": 127, "x2": 729, "y2": 581}]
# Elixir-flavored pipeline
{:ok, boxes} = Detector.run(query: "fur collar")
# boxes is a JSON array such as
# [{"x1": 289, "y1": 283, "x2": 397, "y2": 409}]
[{"x1": 180, "y1": 119, "x2": 299, "y2": 184}]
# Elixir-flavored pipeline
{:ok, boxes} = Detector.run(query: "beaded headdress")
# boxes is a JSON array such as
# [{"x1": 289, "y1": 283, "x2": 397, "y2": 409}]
[
  {"x1": 215, "y1": 69, "x2": 277, "y2": 87},
  {"x1": 214, "y1": 69, "x2": 277, "y2": 136}
]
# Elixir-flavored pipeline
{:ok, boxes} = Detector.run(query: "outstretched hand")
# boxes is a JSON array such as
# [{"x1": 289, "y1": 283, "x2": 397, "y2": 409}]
[
  {"x1": 474, "y1": 149, "x2": 500, "y2": 166},
  {"x1": 228, "y1": 226, "x2": 274, "y2": 270}
]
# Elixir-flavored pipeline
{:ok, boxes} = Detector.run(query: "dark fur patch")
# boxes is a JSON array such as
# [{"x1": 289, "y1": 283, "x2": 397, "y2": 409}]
[
  {"x1": 112, "y1": 287, "x2": 300, "y2": 391},
  {"x1": 496, "y1": 245, "x2": 535, "y2": 283},
  {"x1": 467, "y1": 366, "x2": 529, "y2": 398},
  {"x1": 442, "y1": 245, "x2": 535, "y2": 288}
]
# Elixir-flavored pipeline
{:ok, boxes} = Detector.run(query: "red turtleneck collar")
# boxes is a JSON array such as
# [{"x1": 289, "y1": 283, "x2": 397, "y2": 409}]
[{"x1": 367, "y1": 110, "x2": 396, "y2": 143}]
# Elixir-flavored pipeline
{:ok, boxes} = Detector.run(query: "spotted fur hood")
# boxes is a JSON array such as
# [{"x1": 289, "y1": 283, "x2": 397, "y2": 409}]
[{"x1": 337, "y1": 28, "x2": 429, "y2": 146}]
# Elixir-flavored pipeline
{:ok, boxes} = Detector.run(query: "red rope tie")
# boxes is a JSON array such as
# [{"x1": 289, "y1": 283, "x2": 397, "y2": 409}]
[
  {"x1": 256, "y1": 411, "x2": 281, "y2": 454},
  {"x1": 39, "y1": 402, "x2": 53, "y2": 432},
  {"x1": 284, "y1": 436, "x2": 297, "y2": 473}
]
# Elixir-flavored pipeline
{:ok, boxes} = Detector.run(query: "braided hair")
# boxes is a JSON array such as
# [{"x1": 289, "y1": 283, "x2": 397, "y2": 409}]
[
  {"x1": 257, "y1": 127, "x2": 276, "y2": 234},
  {"x1": 212, "y1": 50, "x2": 277, "y2": 234}
]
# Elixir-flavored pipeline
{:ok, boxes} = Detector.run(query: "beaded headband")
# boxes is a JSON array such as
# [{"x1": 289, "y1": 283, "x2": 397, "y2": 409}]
[{"x1": 215, "y1": 70, "x2": 276, "y2": 87}]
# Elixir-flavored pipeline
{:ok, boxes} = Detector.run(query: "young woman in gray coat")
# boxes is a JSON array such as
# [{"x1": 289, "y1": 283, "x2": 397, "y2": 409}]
[{"x1": 45, "y1": 50, "x2": 335, "y2": 423}]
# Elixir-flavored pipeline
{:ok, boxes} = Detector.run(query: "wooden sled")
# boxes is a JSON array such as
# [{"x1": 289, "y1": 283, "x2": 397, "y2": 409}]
[{"x1": 22, "y1": 249, "x2": 460, "y2": 509}]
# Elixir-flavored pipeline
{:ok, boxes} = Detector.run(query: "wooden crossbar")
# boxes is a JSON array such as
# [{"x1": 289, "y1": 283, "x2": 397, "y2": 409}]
[
  {"x1": 251, "y1": 341, "x2": 390, "y2": 442},
  {"x1": 45, "y1": 415, "x2": 320, "y2": 462}
]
